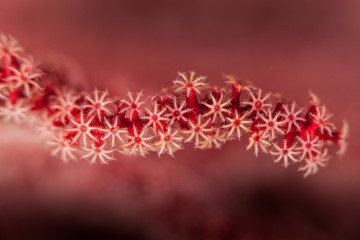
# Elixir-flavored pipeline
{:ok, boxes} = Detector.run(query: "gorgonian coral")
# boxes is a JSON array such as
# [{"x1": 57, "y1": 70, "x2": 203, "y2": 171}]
[{"x1": 0, "y1": 34, "x2": 348, "y2": 177}]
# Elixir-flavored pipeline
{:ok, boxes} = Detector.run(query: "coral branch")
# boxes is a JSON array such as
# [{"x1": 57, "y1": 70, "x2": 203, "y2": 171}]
[{"x1": 0, "y1": 34, "x2": 348, "y2": 177}]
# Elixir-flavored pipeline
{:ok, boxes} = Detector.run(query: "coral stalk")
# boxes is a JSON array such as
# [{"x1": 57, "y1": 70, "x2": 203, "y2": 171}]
[{"x1": 0, "y1": 34, "x2": 348, "y2": 177}]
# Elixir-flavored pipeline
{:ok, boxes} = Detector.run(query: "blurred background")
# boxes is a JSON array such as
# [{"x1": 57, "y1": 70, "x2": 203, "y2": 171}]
[{"x1": 0, "y1": 0, "x2": 359, "y2": 239}]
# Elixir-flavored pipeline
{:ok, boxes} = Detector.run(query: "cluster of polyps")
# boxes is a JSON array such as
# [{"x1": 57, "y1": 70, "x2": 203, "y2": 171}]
[{"x1": 0, "y1": 34, "x2": 348, "y2": 177}]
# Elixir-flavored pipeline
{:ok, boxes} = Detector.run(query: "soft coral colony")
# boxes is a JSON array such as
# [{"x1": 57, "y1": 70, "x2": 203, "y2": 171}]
[{"x1": 0, "y1": 34, "x2": 348, "y2": 177}]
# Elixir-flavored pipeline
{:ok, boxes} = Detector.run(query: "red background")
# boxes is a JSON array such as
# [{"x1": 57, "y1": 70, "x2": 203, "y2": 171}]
[{"x1": 0, "y1": 0, "x2": 359, "y2": 239}]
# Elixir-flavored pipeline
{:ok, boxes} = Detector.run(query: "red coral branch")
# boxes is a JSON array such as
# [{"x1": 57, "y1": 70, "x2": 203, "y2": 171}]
[{"x1": 0, "y1": 34, "x2": 349, "y2": 177}]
